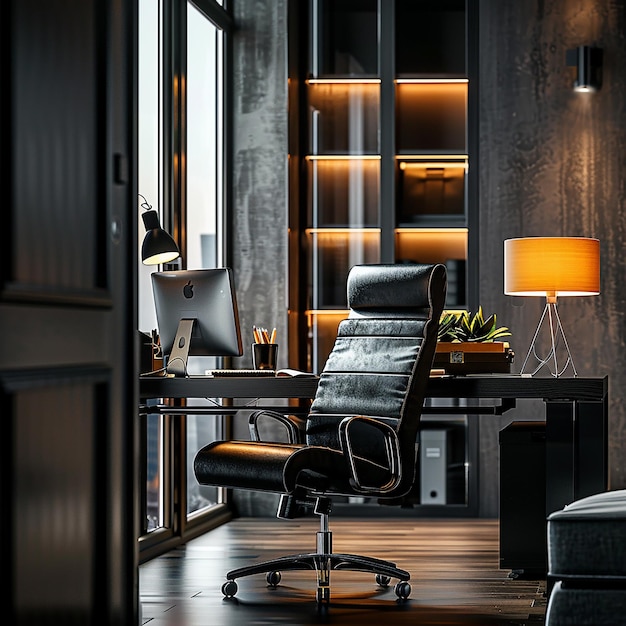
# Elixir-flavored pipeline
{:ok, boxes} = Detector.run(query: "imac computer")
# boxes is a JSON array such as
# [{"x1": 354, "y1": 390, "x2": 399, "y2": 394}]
[{"x1": 151, "y1": 268, "x2": 243, "y2": 377}]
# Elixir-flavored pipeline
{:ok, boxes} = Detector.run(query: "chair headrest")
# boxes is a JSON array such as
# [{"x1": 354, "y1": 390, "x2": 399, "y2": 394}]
[{"x1": 347, "y1": 263, "x2": 447, "y2": 317}]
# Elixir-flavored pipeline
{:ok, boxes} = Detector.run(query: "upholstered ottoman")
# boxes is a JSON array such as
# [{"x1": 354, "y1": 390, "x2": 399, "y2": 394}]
[{"x1": 545, "y1": 490, "x2": 626, "y2": 625}]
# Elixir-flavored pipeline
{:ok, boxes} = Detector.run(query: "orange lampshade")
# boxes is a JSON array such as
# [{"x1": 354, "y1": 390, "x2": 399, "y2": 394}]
[{"x1": 504, "y1": 237, "x2": 600, "y2": 297}]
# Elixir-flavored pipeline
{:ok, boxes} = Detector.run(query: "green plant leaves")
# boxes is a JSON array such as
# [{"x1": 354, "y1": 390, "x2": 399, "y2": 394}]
[{"x1": 437, "y1": 306, "x2": 511, "y2": 343}]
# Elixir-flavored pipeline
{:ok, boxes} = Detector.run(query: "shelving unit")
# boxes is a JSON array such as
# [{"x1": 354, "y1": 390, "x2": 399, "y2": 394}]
[
  {"x1": 289, "y1": 0, "x2": 478, "y2": 514},
  {"x1": 295, "y1": 0, "x2": 471, "y2": 373}
]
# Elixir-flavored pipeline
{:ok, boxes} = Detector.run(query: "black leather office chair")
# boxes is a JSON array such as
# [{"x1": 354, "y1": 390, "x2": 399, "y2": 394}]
[{"x1": 194, "y1": 263, "x2": 447, "y2": 603}]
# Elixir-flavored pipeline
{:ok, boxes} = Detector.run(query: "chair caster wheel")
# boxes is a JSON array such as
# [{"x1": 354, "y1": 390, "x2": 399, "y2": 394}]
[
  {"x1": 266, "y1": 571, "x2": 281, "y2": 587},
  {"x1": 222, "y1": 580, "x2": 238, "y2": 597},
  {"x1": 376, "y1": 574, "x2": 391, "y2": 587},
  {"x1": 394, "y1": 580, "x2": 411, "y2": 600}
]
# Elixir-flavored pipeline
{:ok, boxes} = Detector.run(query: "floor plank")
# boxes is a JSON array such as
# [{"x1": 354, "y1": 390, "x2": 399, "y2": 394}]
[{"x1": 140, "y1": 518, "x2": 546, "y2": 625}]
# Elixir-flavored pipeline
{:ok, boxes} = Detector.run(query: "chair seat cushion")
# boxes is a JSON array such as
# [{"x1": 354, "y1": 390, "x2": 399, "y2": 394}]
[
  {"x1": 193, "y1": 439, "x2": 393, "y2": 496},
  {"x1": 547, "y1": 489, "x2": 626, "y2": 579}
]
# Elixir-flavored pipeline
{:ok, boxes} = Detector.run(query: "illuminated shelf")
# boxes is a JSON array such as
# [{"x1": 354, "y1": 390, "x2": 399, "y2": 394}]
[
  {"x1": 292, "y1": 0, "x2": 475, "y2": 512},
  {"x1": 307, "y1": 159, "x2": 380, "y2": 227},
  {"x1": 395, "y1": 77, "x2": 468, "y2": 84},
  {"x1": 395, "y1": 227, "x2": 468, "y2": 233},
  {"x1": 397, "y1": 155, "x2": 468, "y2": 167},
  {"x1": 308, "y1": 81, "x2": 379, "y2": 155},
  {"x1": 396, "y1": 82, "x2": 467, "y2": 153},
  {"x1": 307, "y1": 78, "x2": 381, "y2": 85},
  {"x1": 298, "y1": 0, "x2": 470, "y2": 373},
  {"x1": 395, "y1": 228, "x2": 467, "y2": 264},
  {"x1": 306, "y1": 155, "x2": 381, "y2": 160},
  {"x1": 305, "y1": 309, "x2": 349, "y2": 316},
  {"x1": 306, "y1": 228, "x2": 381, "y2": 235}
]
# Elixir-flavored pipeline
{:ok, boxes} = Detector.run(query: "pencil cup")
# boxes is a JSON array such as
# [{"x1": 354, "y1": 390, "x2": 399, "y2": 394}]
[{"x1": 252, "y1": 343, "x2": 278, "y2": 370}]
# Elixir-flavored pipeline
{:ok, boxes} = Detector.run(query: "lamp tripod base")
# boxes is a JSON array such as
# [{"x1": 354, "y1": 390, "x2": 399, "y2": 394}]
[{"x1": 520, "y1": 298, "x2": 577, "y2": 378}]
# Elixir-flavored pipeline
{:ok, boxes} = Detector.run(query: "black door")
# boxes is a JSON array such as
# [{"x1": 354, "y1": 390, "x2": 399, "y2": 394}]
[{"x1": 1, "y1": 1, "x2": 138, "y2": 624}]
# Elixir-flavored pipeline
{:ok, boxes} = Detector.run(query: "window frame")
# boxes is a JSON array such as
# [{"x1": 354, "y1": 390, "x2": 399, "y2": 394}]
[{"x1": 138, "y1": 0, "x2": 234, "y2": 562}]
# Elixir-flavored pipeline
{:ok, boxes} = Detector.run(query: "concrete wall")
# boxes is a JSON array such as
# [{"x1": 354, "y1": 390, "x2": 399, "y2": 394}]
[
  {"x1": 477, "y1": 0, "x2": 626, "y2": 516},
  {"x1": 230, "y1": 0, "x2": 289, "y2": 515},
  {"x1": 231, "y1": 0, "x2": 289, "y2": 372}
]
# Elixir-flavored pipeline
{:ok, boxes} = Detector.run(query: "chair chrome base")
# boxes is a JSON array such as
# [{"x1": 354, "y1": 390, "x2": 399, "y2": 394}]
[{"x1": 221, "y1": 498, "x2": 411, "y2": 603}]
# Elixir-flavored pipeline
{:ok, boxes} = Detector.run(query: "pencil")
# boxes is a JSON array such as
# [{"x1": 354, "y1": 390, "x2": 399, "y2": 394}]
[{"x1": 270, "y1": 327, "x2": 276, "y2": 344}]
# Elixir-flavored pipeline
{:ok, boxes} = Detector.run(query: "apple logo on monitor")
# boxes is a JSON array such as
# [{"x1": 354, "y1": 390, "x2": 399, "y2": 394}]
[{"x1": 183, "y1": 280, "x2": 194, "y2": 299}]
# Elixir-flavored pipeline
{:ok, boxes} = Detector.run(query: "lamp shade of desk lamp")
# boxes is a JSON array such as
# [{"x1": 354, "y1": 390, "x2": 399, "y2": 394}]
[
  {"x1": 141, "y1": 209, "x2": 181, "y2": 266},
  {"x1": 504, "y1": 237, "x2": 600, "y2": 377}
]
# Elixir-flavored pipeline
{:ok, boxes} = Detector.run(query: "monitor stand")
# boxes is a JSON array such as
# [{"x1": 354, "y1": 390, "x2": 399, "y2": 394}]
[{"x1": 166, "y1": 318, "x2": 195, "y2": 377}]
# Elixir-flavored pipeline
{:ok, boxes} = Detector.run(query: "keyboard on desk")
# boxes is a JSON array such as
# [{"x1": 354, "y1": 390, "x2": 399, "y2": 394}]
[{"x1": 209, "y1": 369, "x2": 276, "y2": 377}]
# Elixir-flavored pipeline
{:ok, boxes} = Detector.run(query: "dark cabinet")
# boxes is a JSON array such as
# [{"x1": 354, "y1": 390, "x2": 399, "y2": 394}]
[
  {"x1": 288, "y1": 0, "x2": 476, "y2": 513},
  {"x1": 290, "y1": 0, "x2": 472, "y2": 372}
]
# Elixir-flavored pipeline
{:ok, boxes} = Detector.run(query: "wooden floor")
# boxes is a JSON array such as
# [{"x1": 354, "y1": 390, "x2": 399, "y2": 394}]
[{"x1": 140, "y1": 517, "x2": 547, "y2": 625}]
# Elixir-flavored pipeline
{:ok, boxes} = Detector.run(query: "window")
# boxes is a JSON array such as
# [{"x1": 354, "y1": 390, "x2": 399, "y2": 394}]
[
  {"x1": 185, "y1": 0, "x2": 225, "y2": 518},
  {"x1": 138, "y1": 0, "x2": 232, "y2": 556},
  {"x1": 138, "y1": 0, "x2": 164, "y2": 536}
]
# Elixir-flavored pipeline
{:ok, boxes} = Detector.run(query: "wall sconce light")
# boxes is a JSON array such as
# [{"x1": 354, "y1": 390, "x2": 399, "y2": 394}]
[
  {"x1": 504, "y1": 237, "x2": 600, "y2": 377},
  {"x1": 566, "y1": 46, "x2": 603, "y2": 92},
  {"x1": 139, "y1": 194, "x2": 181, "y2": 265}
]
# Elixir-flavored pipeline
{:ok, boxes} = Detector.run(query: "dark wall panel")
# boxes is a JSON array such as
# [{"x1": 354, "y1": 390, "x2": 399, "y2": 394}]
[
  {"x1": 477, "y1": 0, "x2": 626, "y2": 515},
  {"x1": 231, "y1": 0, "x2": 289, "y2": 372}
]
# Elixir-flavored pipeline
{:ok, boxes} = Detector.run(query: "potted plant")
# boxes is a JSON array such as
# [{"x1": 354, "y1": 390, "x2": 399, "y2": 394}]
[{"x1": 435, "y1": 308, "x2": 514, "y2": 374}]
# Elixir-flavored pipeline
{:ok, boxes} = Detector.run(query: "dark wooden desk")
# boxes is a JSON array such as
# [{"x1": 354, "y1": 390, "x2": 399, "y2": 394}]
[
  {"x1": 426, "y1": 375, "x2": 609, "y2": 515},
  {"x1": 139, "y1": 374, "x2": 608, "y2": 515},
  {"x1": 139, "y1": 374, "x2": 319, "y2": 408}
]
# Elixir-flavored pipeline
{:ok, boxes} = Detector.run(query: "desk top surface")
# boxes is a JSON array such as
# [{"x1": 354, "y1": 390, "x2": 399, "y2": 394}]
[{"x1": 139, "y1": 373, "x2": 607, "y2": 402}]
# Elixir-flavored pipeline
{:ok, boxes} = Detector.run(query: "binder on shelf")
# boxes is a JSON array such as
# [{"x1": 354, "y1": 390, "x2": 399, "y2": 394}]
[{"x1": 420, "y1": 429, "x2": 448, "y2": 505}]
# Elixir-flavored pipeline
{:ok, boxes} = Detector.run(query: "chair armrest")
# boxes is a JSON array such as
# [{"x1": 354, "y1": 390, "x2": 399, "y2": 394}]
[
  {"x1": 338, "y1": 415, "x2": 402, "y2": 494},
  {"x1": 248, "y1": 410, "x2": 304, "y2": 443}
]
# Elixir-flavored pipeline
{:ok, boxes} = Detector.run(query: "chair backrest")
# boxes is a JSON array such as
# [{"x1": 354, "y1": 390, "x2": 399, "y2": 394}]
[{"x1": 305, "y1": 263, "x2": 447, "y2": 497}]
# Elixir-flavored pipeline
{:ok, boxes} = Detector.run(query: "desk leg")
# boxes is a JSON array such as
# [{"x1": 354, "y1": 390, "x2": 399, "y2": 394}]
[
  {"x1": 545, "y1": 401, "x2": 575, "y2": 515},
  {"x1": 576, "y1": 399, "x2": 608, "y2": 499},
  {"x1": 545, "y1": 398, "x2": 608, "y2": 516}
]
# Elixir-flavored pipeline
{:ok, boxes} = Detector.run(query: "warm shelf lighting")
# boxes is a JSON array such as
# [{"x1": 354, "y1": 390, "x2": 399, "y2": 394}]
[
  {"x1": 307, "y1": 78, "x2": 381, "y2": 85},
  {"x1": 395, "y1": 78, "x2": 468, "y2": 84},
  {"x1": 306, "y1": 155, "x2": 381, "y2": 161},
  {"x1": 395, "y1": 83, "x2": 467, "y2": 118},
  {"x1": 305, "y1": 309, "x2": 349, "y2": 316},
  {"x1": 399, "y1": 160, "x2": 468, "y2": 172},
  {"x1": 395, "y1": 229, "x2": 467, "y2": 263},
  {"x1": 396, "y1": 154, "x2": 468, "y2": 161},
  {"x1": 306, "y1": 228, "x2": 381, "y2": 235},
  {"x1": 396, "y1": 227, "x2": 467, "y2": 234}
]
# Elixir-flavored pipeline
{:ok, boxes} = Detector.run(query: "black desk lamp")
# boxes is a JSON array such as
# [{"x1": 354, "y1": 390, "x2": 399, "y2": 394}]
[{"x1": 139, "y1": 194, "x2": 181, "y2": 265}]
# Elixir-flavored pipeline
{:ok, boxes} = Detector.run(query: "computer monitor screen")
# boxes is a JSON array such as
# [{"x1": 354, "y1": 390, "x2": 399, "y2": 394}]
[{"x1": 152, "y1": 268, "x2": 243, "y2": 376}]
